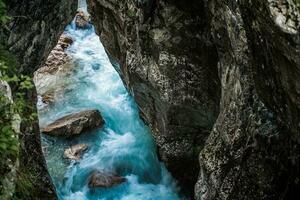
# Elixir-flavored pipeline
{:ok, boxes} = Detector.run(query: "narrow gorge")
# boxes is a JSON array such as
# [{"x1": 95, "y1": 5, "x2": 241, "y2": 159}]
[
  {"x1": 34, "y1": 3, "x2": 183, "y2": 199},
  {"x1": 0, "y1": 0, "x2": 300, "y2": 200}
]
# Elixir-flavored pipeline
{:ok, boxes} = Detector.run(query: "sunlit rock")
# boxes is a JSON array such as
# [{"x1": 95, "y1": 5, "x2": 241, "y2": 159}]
[
  {"x1": 268, "y1": 0, "x2": 299, "y2": 34},
  {"x1": 42, "y1": 34, "x2": 73, "y2": 71},
  {"x1": 75, "y1": 10, "x2": 91, "y2": 29},
  {"x1": 88, "y1": 171, "x2": 126, "y2": 188},
  {"x1": 33, "y1": 34, "x2": 76, "y2": 110},
  {"x1": 64, "y1": 144, "x2": 88, "y2": 160},
  {"x1": 41, "y1": 110, "x2": 104, "y2": 137}
]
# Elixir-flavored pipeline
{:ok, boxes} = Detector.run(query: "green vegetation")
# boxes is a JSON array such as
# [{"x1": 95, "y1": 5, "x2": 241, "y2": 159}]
[
  {"x1": 0, "y1": 47, "x2": 37, "y2": 199},
  {"x1": 0, "y1": 0, "x2": 10, "y2": 25},
  {"x1": 0, "y1": 1, "x2": 37, "y2": 199}
]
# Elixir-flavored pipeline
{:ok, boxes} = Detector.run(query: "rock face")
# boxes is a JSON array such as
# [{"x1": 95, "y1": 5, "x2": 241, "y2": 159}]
[
  {"x1": 42, "y1": 110, "x2": 104, "y2": 137},
  {"x1": 88, "y1": 0, "x2": 300, "y2": 199},
  {"x1": 33, "y1": 34, "x2": 75, "y2": 109},
  {"x1": 88, "y1": 171, "x2": 126, "y2": 188},
  {"x1": 42, "y1": 34, "x2": 73, "y2": 71},
  {"x1": 88, "y1": 0, "x2": 221, "y2": 194},
  {"x1": 64, "y1": 144, "x2": 88, "y2": 160},
  {"x1": 195, "y1": 1, "x2": 300, "y2": 199},
  {"x1": 0, "y1": 0, "x2": 77, "y2": 199}
]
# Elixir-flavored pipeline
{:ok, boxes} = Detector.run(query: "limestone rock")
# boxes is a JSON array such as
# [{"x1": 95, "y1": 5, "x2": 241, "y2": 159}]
[
  {"x1": 88, "y1": 171, "x2": 126, "y2": 188},
  {"x1": 41, "y1": 110, "x2": 104, "y2": 137},
  {"x1": 64, "y1": 144, "x2": 88, "y2": 160}
]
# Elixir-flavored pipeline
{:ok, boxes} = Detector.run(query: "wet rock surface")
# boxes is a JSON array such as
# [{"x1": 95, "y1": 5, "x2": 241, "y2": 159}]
[
  {"x1": 64, "y1": 144, "x2": 88, "y2": 160},
  {"x1": 88, "y1": 171, "x2": 126, "y2": 188},
  {"x1": 42, "y1": 110, "x2": 104, "y2": 137}
]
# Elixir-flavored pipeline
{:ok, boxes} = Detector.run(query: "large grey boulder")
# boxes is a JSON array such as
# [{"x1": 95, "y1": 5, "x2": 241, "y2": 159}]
[{"x1": 41, "y1": 110, "x2": 104, "y2": 137}]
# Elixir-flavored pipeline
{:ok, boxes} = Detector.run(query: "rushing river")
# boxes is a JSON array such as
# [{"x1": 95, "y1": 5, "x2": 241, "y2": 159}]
[{"x1": 37, "y1": 6, "x2": 183, "y2": 200}]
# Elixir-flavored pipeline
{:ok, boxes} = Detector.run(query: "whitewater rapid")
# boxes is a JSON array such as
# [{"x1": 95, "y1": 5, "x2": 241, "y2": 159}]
[{"x1": 37, "y1": 14, "x2": 184, "y2": 200}]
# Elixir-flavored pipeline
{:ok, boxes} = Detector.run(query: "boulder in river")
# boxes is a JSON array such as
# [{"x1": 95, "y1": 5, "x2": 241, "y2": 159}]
[
  {"x1": 41, "y1": 110, "x2": 104, "y2": 137},
  {"x1": 64, "y1": 144, "x2": 88, "y2": 160},
  {"x1": 75, "y1": 10, "x2": 91, "y2": 29},
  {"x1": 88, "y1": 171, "x2": 126, "y2": 188}
]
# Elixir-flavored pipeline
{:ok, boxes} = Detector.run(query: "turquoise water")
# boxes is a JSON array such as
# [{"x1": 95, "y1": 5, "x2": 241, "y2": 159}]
[{"x1": 37, "y1": 14, "x2": 183, "y2": 200}]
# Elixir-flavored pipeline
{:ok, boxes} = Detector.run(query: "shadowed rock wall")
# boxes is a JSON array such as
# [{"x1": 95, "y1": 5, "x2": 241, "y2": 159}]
[
  {"x1": 0, "y1": 0, "x2": 77, "y2": 199},
  {"x1": 88, "y1": 0, "x2": 300, "y2": 199}
]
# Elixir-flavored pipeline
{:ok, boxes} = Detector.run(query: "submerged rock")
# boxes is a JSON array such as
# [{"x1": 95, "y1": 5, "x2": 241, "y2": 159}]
[
  {"x1": 41, "y1": 110, "x2": 104, "y2": 137},
  {"x1": 88, "y1": 171, "x2": 126, "y2": 188},
  {"x1": 64, "y1": 144, "x2": 88, "y2": 160},
  {"x1": 75, "y1": 10, "x2": 91, "y2": 29}
]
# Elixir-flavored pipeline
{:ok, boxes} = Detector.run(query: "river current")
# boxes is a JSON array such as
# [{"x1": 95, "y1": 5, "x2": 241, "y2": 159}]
[{"x1": 37, "y1": 7, "x2": 183, "y2": 200}]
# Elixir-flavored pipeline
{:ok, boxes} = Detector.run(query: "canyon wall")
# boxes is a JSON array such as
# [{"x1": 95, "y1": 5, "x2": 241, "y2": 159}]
[
  {"x1": 0, "y1": 0, "x2": 299, "y2": 199},
  {"x1": 0, "y1": 0, "x2": 77, "y2": 199},
  {"x1": 195, "y1": 0, "x2": 300, "y2": 199},
  {"x1": 88, "y1": 0, "x2": 300, "y2": 199}
]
